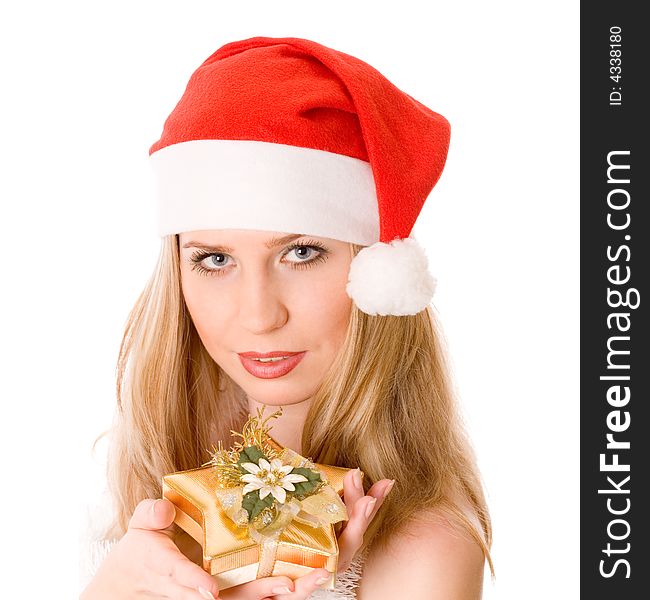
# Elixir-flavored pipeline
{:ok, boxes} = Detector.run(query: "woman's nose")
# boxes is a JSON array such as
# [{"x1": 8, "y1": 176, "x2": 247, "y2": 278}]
[{"x1": 236, "y1": 269, "x2": 288, "y2": 335}]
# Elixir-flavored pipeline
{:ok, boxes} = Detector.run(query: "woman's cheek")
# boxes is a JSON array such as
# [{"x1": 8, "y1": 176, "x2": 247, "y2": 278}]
[
  {"x1": 182, "y1": 279, "x2": 221, "y2": 338},
  {"x1": 301, "y1": 288, "x2": 351, "y2": 345}
]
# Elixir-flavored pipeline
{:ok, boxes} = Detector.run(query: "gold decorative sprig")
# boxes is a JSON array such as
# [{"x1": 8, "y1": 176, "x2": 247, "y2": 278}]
[
  {"x1": 202, "y1": 406, "x2": 283, "y2": 488},
  {"x1": 232, "y1": 405, "x2": 284, "y2": 460}
]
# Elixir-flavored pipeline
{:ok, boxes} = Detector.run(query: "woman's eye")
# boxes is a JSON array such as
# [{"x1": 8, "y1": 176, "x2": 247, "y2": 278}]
[
  {"x1": 284, "y1": 246, "x2": 317, "y2": 263},
  {"x1": 188, "y1": 241, "x2": 329, "y2": 277},
  {"x1": 282, "y1": 243, "x2": 329, "y2": 269},
  {"x1": 189, "y1": 251, "x2": 231, "y2": 276}
]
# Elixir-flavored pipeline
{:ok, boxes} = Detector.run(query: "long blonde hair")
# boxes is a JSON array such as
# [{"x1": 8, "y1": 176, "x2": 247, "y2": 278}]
[{"x1": 96, "y1": 234, "x2": 493, "y2": 576}]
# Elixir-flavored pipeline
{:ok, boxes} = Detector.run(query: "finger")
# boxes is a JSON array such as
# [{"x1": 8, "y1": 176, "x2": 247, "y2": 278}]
[
  {"x1": 338, "y1": 468, "x2": 364, "y2": 537},
  {"x1": 366, "y1": 478, "x2": 395, "y2": 502},
  {"x1": 166, "y1": 580, "x2": 218, "y2": 600},
  {"x1": 171, "y1": 554, "x2": 220, "y2": 598},
  {"x1": 218, "y1": 575, "x2": 294, "y2": 599},
  {"x1": 151, "y1": 578, "x2": 218, "y2": 600},
  {"x1": 363, "y1": 478, "x2": 394, "y2": 520},
  {"x1": 128, "y1": 498, "x2": 176, "y2": 532},
  {"x1": 289, "y1": 568, "x2": 332, "y2": 598},
  {"x1": 342, "y1": 468, "x2": 365, "y2": 510},
  {"x1": 336, "y1": 496, "x2": 376, "y2": 571}
]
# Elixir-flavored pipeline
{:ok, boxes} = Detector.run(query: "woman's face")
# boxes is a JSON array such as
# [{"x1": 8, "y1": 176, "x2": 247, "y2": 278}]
[{"x1": 179, "y1": 229, "x2": 353, "y2": 406}]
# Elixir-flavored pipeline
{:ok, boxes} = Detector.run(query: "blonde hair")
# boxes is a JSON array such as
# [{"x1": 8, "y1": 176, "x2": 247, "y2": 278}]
[{"x1": 95, "y1": 234, "x2": 494, "y2": 576}]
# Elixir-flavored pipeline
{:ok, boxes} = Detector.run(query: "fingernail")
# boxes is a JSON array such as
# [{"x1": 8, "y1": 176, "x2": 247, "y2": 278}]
[
  {"x1": 382, "y1": 479, "x2": 396, "y2": 499},
  {"x1": 271, "y1": 585, "x2": 292, "y2": 594},
  {"x1": 315, "y1": 574, "x2": 330, "y2": 585},
  {"x1": 151, "y1": 499, "x2": 162, "y2": 517},
  {"x1": 364, "y1": 497, "x2": 377, "y2": 519},
  {"x1": 197, "y1": 586, "x2": 216, "y2": 600},
  {"x1": 353, "y1": 468, "x2": 362, "y2": 490}
]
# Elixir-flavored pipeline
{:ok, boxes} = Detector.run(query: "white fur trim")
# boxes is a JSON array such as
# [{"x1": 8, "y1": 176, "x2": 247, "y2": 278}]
[
  {"x1": 346, "y1": 237, "x2": 436, "y2": 316},
  {"x1": 150, "y1": 139, "x2": 379, "y2": 245},
  {"x1": 79, "y1": 487, "x2": 119, "y2": 593}
]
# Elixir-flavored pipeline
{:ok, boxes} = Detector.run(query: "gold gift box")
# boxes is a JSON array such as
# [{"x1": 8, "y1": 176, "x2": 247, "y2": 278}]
[{"x1": 162, "y1": 436, "x2": 362, "y2": 591}]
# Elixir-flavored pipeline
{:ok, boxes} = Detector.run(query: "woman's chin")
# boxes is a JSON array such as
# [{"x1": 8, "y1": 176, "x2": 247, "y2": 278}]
[{"x1": 243, "y1": 386, "x2": 315, "y2": 408}]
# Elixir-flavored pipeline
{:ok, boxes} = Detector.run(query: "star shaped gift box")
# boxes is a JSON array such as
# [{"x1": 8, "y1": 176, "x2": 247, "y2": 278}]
[{"x1": 161, "y1": 408, "x2": 363, "y2": 591}]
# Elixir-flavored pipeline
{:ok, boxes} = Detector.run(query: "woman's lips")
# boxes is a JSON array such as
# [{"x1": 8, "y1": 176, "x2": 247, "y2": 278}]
[{"x1": 237, "y1": 351, "x2": 306, "y2": 379}]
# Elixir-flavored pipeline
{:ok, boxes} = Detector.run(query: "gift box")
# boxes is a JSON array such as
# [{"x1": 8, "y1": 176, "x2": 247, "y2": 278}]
[{"x1": 162, "y1": 408, "x2": 362, "y2": 591}]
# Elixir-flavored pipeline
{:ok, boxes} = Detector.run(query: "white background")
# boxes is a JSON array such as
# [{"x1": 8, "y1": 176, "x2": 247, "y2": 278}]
[{"x1": 1, "y1": 1, "x2": 579, "y2": 597}]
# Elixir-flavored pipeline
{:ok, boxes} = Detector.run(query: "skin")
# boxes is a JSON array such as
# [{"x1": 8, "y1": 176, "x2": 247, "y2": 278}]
[
  {"x1": 178, "y1": 228, "x2": 354, "y2": 453},
  {"x1": 356, "y1": 497, "x2": 486, "y2": 600}
]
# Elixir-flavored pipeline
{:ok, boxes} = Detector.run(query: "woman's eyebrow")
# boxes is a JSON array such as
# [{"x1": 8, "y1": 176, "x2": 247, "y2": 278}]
[{"x1": 182, "y1": 233, "x2": 306, "y2": 253}]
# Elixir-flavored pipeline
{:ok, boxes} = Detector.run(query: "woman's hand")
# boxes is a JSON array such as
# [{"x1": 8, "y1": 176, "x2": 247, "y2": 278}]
[
  {"x1": 81, "y1": 498, "x2": 223, "y2": 599},
  {"x1": 336, "y1": 469, "x2": 395, "y2": 573},
  {"x1": 81, "y1": 497, "x2": 334, "y2": 599}
]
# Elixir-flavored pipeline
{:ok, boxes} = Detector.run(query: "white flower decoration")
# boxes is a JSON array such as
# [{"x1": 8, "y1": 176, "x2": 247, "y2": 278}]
[{"x1": 240, "y1": 457, "x2": 309, "y2": 504}]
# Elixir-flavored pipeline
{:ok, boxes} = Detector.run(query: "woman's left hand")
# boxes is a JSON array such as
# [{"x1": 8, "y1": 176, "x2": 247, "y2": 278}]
[{"x1": 336, "y1": 469, "x2": 395, "y2": 573}]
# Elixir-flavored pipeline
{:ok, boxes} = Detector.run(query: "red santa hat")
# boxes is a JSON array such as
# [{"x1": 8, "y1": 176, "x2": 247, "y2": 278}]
[{"x1": 149, "y1": 36, "x2": 451, "y2": 316}]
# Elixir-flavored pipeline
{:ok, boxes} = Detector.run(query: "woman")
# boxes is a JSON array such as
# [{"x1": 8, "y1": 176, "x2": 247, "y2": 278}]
[{"x1": 80, "y1": 36, "x2": 493, "y2": 599}]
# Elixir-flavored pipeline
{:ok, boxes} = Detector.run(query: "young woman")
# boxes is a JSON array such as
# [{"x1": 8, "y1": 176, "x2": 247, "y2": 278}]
[{"x1": 80, "y1": 36, "x2": 493, "y2": 600}]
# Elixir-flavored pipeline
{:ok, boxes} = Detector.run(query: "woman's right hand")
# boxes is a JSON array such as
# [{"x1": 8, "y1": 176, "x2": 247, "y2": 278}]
[{"x1": 80, "y1": 498, "x2": 331, "y2": 599}]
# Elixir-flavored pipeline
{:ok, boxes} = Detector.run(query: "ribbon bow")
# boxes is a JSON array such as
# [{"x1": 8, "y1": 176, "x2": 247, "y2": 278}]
[{"x1": 201, "y1": 407, "x2": 348, "y2": 573}]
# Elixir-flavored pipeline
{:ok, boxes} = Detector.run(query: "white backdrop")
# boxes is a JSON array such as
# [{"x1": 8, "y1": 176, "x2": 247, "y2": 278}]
[{"x1": 1, "y1": 1, "x2": 579, "y2": 597}]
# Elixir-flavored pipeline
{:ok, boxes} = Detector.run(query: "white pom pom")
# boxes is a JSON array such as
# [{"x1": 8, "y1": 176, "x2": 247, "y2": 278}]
[{"x1": 345, "y1": 237, "x2": 436, "y2": 316}]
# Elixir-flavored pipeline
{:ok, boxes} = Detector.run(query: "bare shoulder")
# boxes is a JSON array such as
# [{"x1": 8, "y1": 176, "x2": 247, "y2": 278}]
[{"x1": 356, "y1": 509, "x2": 485, "y2": 600}]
